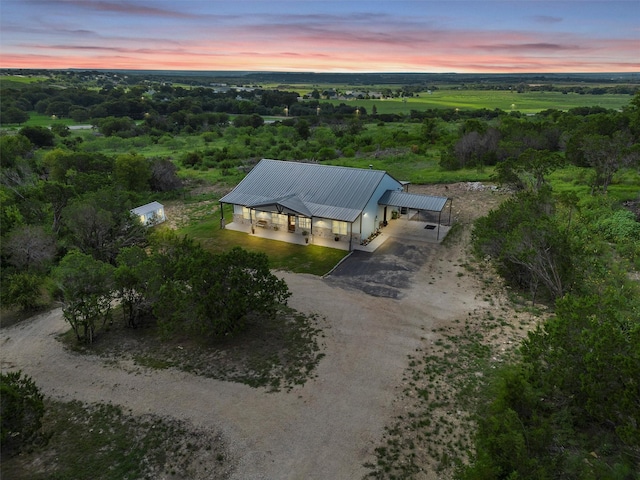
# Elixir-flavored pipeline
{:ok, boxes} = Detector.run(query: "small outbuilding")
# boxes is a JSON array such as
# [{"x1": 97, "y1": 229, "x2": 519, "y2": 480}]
[{"x1": 130, "y1": 201, "x2": 166, "y2": 226}]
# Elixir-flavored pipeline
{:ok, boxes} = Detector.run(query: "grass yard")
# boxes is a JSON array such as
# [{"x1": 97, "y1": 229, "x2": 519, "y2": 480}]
[
  {"x1": 1, "y1": 113, "x2": 84, "y2": 129},
  {"x1": 177, "y1": 213, "x2": 348, "y2": 276},
  {"x1": 328, "y1": 153, "x2": 493, "y2": 184},
  {"x1": 178, "y1": 166, "x2": 246, "y2": 187},
  {"x1": 0, "y1": 75, "x2": 49, "y2": 86}
]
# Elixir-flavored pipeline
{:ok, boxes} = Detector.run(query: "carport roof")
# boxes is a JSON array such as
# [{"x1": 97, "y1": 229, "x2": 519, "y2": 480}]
[{"x1": 378, "y1": 190, "x2": 448, "y2": 212}]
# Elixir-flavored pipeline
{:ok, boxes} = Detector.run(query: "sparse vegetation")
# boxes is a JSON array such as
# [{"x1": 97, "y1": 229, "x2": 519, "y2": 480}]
[
  {"x1": 62, "y1": 305, "x2": 326, "y2": 392},
  {"x1": 1, "y1": 398, "x2": 231, "y2": 480}
]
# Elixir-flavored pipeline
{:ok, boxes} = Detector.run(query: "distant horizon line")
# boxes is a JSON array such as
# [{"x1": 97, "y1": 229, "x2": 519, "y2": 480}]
[{"x1": 2, "y1": 68, "x2": 638, "y2": 76}]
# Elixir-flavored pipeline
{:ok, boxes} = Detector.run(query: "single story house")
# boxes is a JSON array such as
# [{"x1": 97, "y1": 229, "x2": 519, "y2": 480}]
[
  {"x1": 130, "y1": 201, "x2": 166, "y2": 226},
  {"x1": 219, "y1": 159, "x2": 451, "y2": 249}
]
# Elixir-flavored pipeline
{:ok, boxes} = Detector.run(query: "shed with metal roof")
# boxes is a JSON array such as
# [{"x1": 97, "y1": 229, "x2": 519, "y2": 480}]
[{"x1": 130, "y1": 201, "x2": 166, "y2": 226}]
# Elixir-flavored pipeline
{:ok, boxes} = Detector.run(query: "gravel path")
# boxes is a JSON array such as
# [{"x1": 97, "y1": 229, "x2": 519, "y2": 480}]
[{"x1": 1, "y1": 183, "x2": 500, "y2": 479}]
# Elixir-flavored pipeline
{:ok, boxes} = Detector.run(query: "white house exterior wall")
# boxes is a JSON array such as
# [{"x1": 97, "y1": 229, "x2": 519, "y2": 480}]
[
  {"x1": 130, "y1": 202, "x2": 166, "y2": 226},
  {"x1": 360, "y1": 175, "x2": 403, "y2": 239}
]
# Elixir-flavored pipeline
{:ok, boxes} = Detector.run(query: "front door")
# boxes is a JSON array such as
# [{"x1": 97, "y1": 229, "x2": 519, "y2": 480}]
[{"x1": 288, "y1": 215, "x2": 296, "y2": 232}]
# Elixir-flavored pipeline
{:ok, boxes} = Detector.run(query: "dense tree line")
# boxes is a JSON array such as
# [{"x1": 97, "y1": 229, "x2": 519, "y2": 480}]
[
  {"x1": 464, "y1": 154, "x2": 639, "y2": 478},
  {"x1": 0, "y1": 122, "x2": 182, "y2": 313},
  {"x1": 0, "y1": 112, "x2": 289, "y2": 344},
  {"x1": 0, "y1": 80, "x2": 308, "y2": 126},
  {"x1": 440, "y1": 94, "x2": 640, "y2": 198}
]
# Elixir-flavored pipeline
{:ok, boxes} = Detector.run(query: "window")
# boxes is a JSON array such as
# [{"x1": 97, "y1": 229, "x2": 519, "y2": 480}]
[
  {"x1": 242, "y1": 207, "x2": 251, "y2": 220},
  {"x1": 298, "y1": 217, "x2": 311, "y2": 230},
  {"x1": 332, "y1": 220, "x2": 348, "y2": 235},
  {"x1": 272, "y1": 213, "x2": 287, "y2": 226}
]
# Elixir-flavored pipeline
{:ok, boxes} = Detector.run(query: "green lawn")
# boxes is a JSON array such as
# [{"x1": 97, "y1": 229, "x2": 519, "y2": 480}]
[
  {"x1": 0, "y1": 75, "x2": 49, "y2": 85},
  {"x1": 177, "y1": 213, "x2": 348, "y2": 276}
]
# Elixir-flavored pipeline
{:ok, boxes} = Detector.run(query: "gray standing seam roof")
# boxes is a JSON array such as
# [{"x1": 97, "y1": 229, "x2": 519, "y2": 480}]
[
  {"x1": 130, "y1": 201, "x2": 164, "y2": 215},
  {"x1": 220, "y1": 159, "x2": 397, "y2": 222},
  {"x1": 378, "y1": 190, "x2": 448, "y2": 212}
]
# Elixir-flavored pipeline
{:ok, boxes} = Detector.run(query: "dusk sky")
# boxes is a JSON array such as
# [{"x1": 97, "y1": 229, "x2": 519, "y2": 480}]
[{"x1": 1, "y1": 0, "x2": 638, "y2": 73}]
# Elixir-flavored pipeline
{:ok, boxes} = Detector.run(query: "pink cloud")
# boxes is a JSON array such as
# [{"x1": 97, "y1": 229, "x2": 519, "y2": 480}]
[
  {"x1": 2, "y1": 18, "x2": 638, "y2": 73},
  {"x1": 31, "y1": 0, "x2": 200, "y2": 19},
  {"x1": 531, "y1": 15, "x2": 563, "y2": 24}
]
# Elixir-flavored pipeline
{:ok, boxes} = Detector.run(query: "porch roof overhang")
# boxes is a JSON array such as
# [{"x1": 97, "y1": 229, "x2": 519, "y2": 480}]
[
  {"x1": 378, "y1": 190, "x2": 448, "y2": 212},
  {"x1": 246, "y1": 194, "x2": 313, "y2": 217}
]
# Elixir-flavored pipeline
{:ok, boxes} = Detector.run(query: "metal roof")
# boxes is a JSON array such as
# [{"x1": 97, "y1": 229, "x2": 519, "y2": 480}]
[
  {"x1": 220, "y1": 159, "x2": 396, "y2": 222},
  {"x1": 378, "y1": 190, "x2": 448, "y2": 212},
  {"x1": 247, "y1": 194, "x2": 313, "y2": 217},
  {"x1": 130, "y1": 201, "x2": 164, "y2": 215}
]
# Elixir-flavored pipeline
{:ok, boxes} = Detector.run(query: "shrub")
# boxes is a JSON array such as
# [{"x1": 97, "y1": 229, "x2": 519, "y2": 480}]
[
  {"x1": 0, "y1": 371, "x2": 45, "y2": 454},
  {"x1": 182, "y1": 151, "x2": 203, "y2": 167},
  {"x1": 2, "y1": 272, "x2": 46, "y2": 311},
  {"x1": 596, "y1": 209, "x2": 640, "y2": 242},
  {"x1": 342, "y1": 147, "x2": 356, "y2": 158}
]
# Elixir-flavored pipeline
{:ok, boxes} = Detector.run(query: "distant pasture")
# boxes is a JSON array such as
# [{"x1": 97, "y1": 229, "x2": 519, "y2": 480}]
[{"x1": 325, "y1": 90, "x2": 634, "y2": 114}]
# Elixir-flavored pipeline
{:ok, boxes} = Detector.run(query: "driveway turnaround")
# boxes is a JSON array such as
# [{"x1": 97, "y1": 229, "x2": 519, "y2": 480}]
[{"x1": 327, "y1": 238, "x2": 436, "y2": 299}]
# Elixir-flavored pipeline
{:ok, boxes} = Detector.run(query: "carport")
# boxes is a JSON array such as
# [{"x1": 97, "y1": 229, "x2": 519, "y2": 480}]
[{"x1": 378, "y1": 191, "x2": 452, "y2": 241}]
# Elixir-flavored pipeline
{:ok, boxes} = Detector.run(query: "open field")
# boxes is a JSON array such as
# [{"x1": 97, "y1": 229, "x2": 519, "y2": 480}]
[
  {"x1": 1, "y1": 87, "x2": 633, "y2": 131},
  {"x1": 327, "y1": 90, "x2": 634, "y2": 114}
]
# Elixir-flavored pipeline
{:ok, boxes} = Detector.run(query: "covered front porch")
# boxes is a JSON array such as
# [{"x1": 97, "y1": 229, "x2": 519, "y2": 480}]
[
  {"x1": 223, "y1": 209, "x2": 451, "y2": 252},
  {"x1": 223, "y1": 221, "x2": 356, "y2": 251}
]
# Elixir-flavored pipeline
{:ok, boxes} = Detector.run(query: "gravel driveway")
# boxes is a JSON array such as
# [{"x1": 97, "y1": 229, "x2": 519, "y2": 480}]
[{"x1": 1, "y1": 184, "x2": 499, "y2": 479}]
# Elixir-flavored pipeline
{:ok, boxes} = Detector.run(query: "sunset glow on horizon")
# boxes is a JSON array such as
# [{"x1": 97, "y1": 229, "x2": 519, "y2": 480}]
[{"x1": 1, "y1": 1, "x2": 638, "y2": 73}]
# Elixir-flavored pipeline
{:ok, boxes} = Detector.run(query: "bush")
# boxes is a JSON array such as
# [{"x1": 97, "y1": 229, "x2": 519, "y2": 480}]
[
  {"x1": 182, "y1": 151, "x2": 203, "y2": 167},
  {"x1": 342, "y1": 147, "x2": 356, "y2": 158},
  {"x1": 596, "y1": 209, "x2": 640, "y2": 242},
  {"x1": 0, "y1": 371, "x2": 45, "y2": 454},
  {"x1": 317, "y1": 146, "x2": 337, "y2": 161},
  {"x1": 19, "y1": 125, "x2": 55, "y2": 148},
  {"x1": 472, "y1": 191, "x2": 573, "y2": 300},
  {"x1": 2, "y1": 272, "x2": 46, "y2": 311}
]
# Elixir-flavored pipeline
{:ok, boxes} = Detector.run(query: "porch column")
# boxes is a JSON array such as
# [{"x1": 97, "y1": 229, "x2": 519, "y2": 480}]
[{"x1": 349, "y1": 222, "x2": 353, "y2": 251}]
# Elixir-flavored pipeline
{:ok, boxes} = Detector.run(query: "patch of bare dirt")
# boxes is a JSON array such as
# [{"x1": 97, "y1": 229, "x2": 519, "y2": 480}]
[
  {"x1": 163, "y1": 199, "x2": 220, "y2": 229},
  {"x1": 162, "y1": 182, "x2": 232, "y2": 229},
  {"x1": 364, "y1": 183, "x2": 551, "y2": 478}
]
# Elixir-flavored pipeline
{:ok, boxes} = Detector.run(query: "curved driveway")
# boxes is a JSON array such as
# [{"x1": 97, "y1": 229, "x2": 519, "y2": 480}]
[{"x1": 1, "y1": 236, "x2": 483, "y2": 479}]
